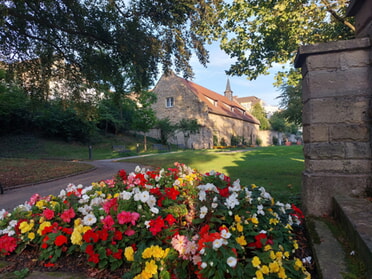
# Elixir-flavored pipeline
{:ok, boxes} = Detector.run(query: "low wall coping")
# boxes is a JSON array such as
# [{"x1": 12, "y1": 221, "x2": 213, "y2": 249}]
[{"x1": 294, "y1": 37, "x2": 371, "y2": 68}]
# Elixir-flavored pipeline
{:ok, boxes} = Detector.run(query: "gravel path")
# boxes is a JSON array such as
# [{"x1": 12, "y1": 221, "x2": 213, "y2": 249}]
[{"x1": 0, "y1": 158, "x2": 143, "y2": 211}]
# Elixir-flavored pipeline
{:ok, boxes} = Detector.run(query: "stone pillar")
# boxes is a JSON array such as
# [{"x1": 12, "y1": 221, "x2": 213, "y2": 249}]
[{"x1": 294, "y1": 37, "x2": 372, "y2": 216}]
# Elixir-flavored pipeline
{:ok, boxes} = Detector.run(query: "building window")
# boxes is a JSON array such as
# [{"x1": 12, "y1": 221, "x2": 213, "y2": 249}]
[{"x1": 166, "y1": 97, "x2": 174, "y2": 108}]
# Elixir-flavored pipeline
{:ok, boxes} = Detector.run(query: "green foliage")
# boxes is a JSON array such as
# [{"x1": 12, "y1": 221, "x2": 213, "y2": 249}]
[
  {"x1": 1, "y1": 0, "x2": 221, "y2": 95},
  {"x1": 250, "y1": 103, "x2": 270, "y2": 130},
  {"x1": 208, "y1": 0, "x2": 354, "y2": 82},
  {"x1": 156, "y1": 118, "x2": 176, "y2": 145}
]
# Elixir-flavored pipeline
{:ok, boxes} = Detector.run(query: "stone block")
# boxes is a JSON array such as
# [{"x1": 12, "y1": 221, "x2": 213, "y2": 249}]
[
  {"x1": 302, "y1": 124, "x2": 329, "y2": 143},
  {"x1": 305, "y1": 67, "x2": 370, "y2": 99},
  {"x1": 302, "y1": 96, "x2": 369, "y2": 125},
  {"x1": 302, "y1": 172, "x2": 370, "y2": 216},
  {"x1": 344, "y1": 142, "x2": 372, "y2": 159},
  {"x1": 304, "y1": 142, "x2": 345, "y2": 159},
  {"x1": 305, "y1": 159, "x2": 372, "y2": 174},
  {"x1": 329, "y1": 124, "x2": 369, "y2": 142},
  {"x1": 305, "y1": 49, "x2": 371, "y2": 71}
]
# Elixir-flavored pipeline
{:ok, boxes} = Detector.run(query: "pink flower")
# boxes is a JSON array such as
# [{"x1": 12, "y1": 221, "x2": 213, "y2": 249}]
[
  {"x1": 102, "y1": 215, "x2": 115, "y2": 230},
  {"x1": 124, "y1": 228, "x2": 135, "y2": 236},
  {"x1": 117, "y1": 211, "x2": 140, "y2": 225},
  {"x1": 0, "y1": 235, "x2": 18, "y2": 255},
  {"x1": 60, "y1": 208, "x2": 75, "y2": 223},
  {"x1": 43, "y1": 208, "x2": 55, "y2": 220},
  {"x1": 28, "y1": 194, "x2": 40, "y2": 206},
  {"x1": 171, "y1": 234, "x2": 187, "y2": 253},
  {"x1": 103, "y1": 198, "x2": 118, "y2": 214}
]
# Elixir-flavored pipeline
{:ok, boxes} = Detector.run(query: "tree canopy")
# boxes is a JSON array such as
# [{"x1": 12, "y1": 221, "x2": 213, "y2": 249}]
[
  {"x1": 208, "y1": 0, "x2": 355, "y2": 82},
  {"x1": 0, "y1": 0, "x2": 222, "y2": 94}
]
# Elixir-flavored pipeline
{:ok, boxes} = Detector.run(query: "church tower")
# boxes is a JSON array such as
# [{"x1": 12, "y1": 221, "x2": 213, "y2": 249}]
[{"x1": 224, "y1": 78, "x2": 233, "y2": 101}]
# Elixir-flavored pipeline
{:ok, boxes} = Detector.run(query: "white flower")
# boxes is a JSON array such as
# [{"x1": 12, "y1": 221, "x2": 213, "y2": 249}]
[
  {"x1": 144, "y1": 220, "x2": 150, "y2": 228},
  {"x1": 229, "y1": 179, "x2": 241, "y2": 192},
  {"x1": 150, "y1": 207, "x2": 159, "y2": 214},
  {"x1": 146, "y1": 195, "x2": 157, "y2": 208},
  {"x1": 199, "y1": 248, "x2": 205, "y2": 255},
  {"x1": 220, "y1": 229, "x2": 231, "y2": 239},
  {"x1": 79, "y1": 194, "x2": 90, "y2": 204},
  {"x1": 83, "y1": 213, "x2": 97, "y2": 226},
  {"x1": 139, "y1": 191, "x2": 150, "y2": 203},
  {"x1": 302, "y1": 256, "x2": 312, "y2": 264},
  {"x1": 227, "y1": 256, "x2": 237, "y2": 268},
  {"x1": 0, "y1": 209, "x2": 8, "y2": 220},
  {"x1": 208, "y1": 170, "x2": 216, "y2": 176},
  {"x1": 211, "y1": 202, "x2": 218, "y2": 209},
  {"x1": 201, "y1": 262, "x2": 207, "y2": 269},
  {"x1": 78, "y1": 204, "x2": 92, "y2": 215},
  {"x1": 224, "y1": 192, "x2": 239, "y2": 209},
  {"x1": 257, "y1": 204, "x2": 265, "y2": 215},
  {"x1": 212, "y1": 238, "x2": 223, "y2": 249},
  {"x1": 135, "y1": 165, "x2": 141, "y2": 172},
  {"x1": 120, "y1": 191, "x2": 133, "y2": 200},
  {"x1": 198, "y1": 190, "x2": 206, "y2": 201},
  {"x1": 199, "y1": 206, "x2": 208, "y2": 219}
]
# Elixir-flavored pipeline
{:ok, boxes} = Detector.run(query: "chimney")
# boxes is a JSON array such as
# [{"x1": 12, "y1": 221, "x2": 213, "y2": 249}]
[{"x1": 224, "y1": 78, "x2": 233, "y2": 101}]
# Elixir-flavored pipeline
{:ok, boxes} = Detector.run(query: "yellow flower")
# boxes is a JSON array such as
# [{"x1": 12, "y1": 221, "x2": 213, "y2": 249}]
[
  {"x1": 294, "y1": 258, "x2": 303, "y2": 271},
  {"x1": 276, "y1": 251, "x2": 283, "y2": 260},
  {"x1": 144, "y1": 260, "x2": 158, "y2": 275},
  {"x1": 293, "y1": 240, "x2": 299, "y2": 250},
  {"x1": 74, "y1": 218, "x2": 82, "y2": 227},
  {"x1": 236, "y1": 223, "x2": 243, "y2": 232},
  {"x1": 269, "y1": 261, "x2": 280, "y2": 273},
  {"x1": 251, "y1": 184, "x2": 257, "y2": 189},
  {"x1": 251, "y1": 217, "x2": 259, "y2": 224},
  {"x1": 37, "y1": 221, "x2": 51, "y2": 235},
  {"x1": 270, "y1": 251, "x2": 276, "y2": 260},
  {"x1": 278, "y1": 267, "x2": 287, "y2": 279},
  {"x1": 264, "y1": 245, "x2": 272, "y2": 251},
  {"x1": 142, "y1": 247, "x2": 153, "y2": 259},
  {"x1": 269, "y1": 218, "x2": 279, "y2": 225},
  {"x1": 255, "y1": 270, "x2": 264, "y2": 279},
  {"x1": 124, "y1": 246, "x2": 134, "y2": 261},
  {"x1": 252, "y1": 256, "x2": 261, "y2": 268},
  {"x1": 261, "y1": 265, "x2": 269, "y2": 274},
  {"x1": 151, "y1": 245, "x2": 165, "y2": 259},
  {"x1": 35, "y1": 200, "x2": 46, "y2": 209},
  {"x1": 284, "y1": 251, "x2": 290, "y2": 258},
  {"x1": 236, "y1": 235, "x2": 247, "y2": 246},
  {"x1": 19, "y1": 221, "x2": 34, "y2": 234},
  {"x1": 71, "y1": 229, "x2": 82, "y2": 245},
  {"x1": 114, "y1": 193, "x2": 120, "y2": 198},
  {"x1": 234, "y1": 215, "x2": 242, "y2": 223},
  {"x1": 83, "y1": 226, "x2": 92, "y2": 233},
  {"x1": 28, "y1": 232, "x2": 35, "y2": 240}
]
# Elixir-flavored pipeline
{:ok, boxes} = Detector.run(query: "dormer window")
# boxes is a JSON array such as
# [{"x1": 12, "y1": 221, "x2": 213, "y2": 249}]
[{"x1": 166, "y1": 97, "x2": 174, "y2": 108}]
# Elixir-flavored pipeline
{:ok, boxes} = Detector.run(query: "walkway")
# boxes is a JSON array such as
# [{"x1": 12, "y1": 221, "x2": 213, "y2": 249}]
[{"x1": 0, "y1": 158, "x2": 144, "y2": 211}]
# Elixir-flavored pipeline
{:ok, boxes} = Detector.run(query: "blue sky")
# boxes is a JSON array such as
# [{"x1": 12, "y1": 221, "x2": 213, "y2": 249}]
[{"x1": 188, "y1": 42, "x2": 285, "y2": 107}]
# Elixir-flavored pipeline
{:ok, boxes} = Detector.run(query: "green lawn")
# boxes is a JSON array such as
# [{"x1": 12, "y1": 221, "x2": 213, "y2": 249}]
[{"x1": 123, "y1": 145, "x2": 304, "y2": 204}]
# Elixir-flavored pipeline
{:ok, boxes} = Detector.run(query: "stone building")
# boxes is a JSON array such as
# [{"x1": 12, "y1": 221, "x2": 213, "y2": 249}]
[{"x1": 147, "y1": 72, "x2": 260, "y2": 149}]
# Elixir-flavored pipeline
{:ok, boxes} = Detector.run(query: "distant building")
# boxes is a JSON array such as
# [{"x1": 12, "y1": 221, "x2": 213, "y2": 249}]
[{"x1": 147, "y1": 72, "x2": 260, "y2": 149}]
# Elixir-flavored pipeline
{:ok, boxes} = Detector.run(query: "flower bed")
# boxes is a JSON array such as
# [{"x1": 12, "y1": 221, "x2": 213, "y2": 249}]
[{"x1": 0, "y1": 163, "x2": 311, "y2": 278}]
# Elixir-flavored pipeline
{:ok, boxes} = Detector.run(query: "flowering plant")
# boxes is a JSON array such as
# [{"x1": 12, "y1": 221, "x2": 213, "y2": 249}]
[{"x1": 0, "y1": 163, "x2": 311, "y2": 278}]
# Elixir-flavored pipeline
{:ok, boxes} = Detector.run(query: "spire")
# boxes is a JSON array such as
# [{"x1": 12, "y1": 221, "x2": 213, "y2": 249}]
[{"x1": 224, "y1": 78, "x2": 233, "y2": 101}]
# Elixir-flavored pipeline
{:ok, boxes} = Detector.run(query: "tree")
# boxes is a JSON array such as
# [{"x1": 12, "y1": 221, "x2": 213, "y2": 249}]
[
  {"x1": 277, "y1": 82, "x2": 303, "y2": 126},
  {"x1": 1, "y1": 0, "x2": 222, "y2": 96},
  {"x1": 156, "y1": 118, "x2": 176, "y2": 145},
  {"x1": 176, "y1": 119, "x2": 201, "y2": 148},
  {"x1": 250, "y1": 103, "x2": 270, "y2": 130},
  {"x1": 204, "y1": 0, "x2": 354, "y2": 83}
]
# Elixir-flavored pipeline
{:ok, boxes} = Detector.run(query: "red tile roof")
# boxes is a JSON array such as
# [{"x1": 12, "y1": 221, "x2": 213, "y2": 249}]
[{"x1": 179, "y1": 77, "x2": 260, "y2": 125}]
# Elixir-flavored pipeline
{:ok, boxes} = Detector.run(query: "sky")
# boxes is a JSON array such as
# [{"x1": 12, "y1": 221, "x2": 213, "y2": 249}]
[{"x1": 188, "y1": 42, "x2": 285, "y2": 107}]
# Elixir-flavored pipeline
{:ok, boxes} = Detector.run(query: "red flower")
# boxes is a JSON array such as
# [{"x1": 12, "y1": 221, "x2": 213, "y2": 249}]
[
  {"x1": 248, "y1": 233, "x2": 273, "y2": 249},
  {"x1": 103, "y1": 198, "x2": 118, "y2": 214},
  {"x1": 113, "y1": 249, "x2": 123, "y2": 260},
  {"x1": 118, "y1": 169, "x2": 127, "y2": 180},
  {"x1": 101, "y1": 215, "x2": 115, "y2": 230},
  {"x1": 83, "y1": 229, "x2": 99, "y2": 243},
  {"x1": 54, "y1": 235, "x2": 68, "y2": 246},
  {"x1": 44, "y1": 262, "x2": 55, "y2": 267},
  {"x1": 149, "y1": 216, "x2": 165, "y2": 236},
  {"x1": 165, "y1": 187, "x2": 180, "y2": 200},
  {"x1": 88, "y1": 253, "x2": 100, "y2": 264},
  {"x1": 98, "y1": 229, "x2": 109, "y2": 241},
  {"x1": 291, "y1": 204, "x2": 305, "y2": 222},
  {"x1": 218, "y1": 187, "x2": 229, "y2": 198},
  {"x1": 43, "y1": 208, "x2": 55, "y2": 220},
  {"x1": 0, "y1": 235, "x2": 18, "y2": 255},
  {"x1": 165, "y1": 214, "x2": 176, "y2": 226}
]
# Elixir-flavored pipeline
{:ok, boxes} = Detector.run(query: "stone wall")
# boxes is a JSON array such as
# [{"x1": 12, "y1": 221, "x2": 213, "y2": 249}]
[{"x1": 295, "y1": 37, "x2": 372, "y2": 216}]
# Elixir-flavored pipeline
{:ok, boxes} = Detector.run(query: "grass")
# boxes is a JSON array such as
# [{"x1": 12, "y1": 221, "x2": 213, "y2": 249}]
[
  {"x1": 122, "y1": 145, "x2": 304, "y2": 203},
  {"x1": 0, "y1": 134, "x2": 304, "y2": 203}
]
